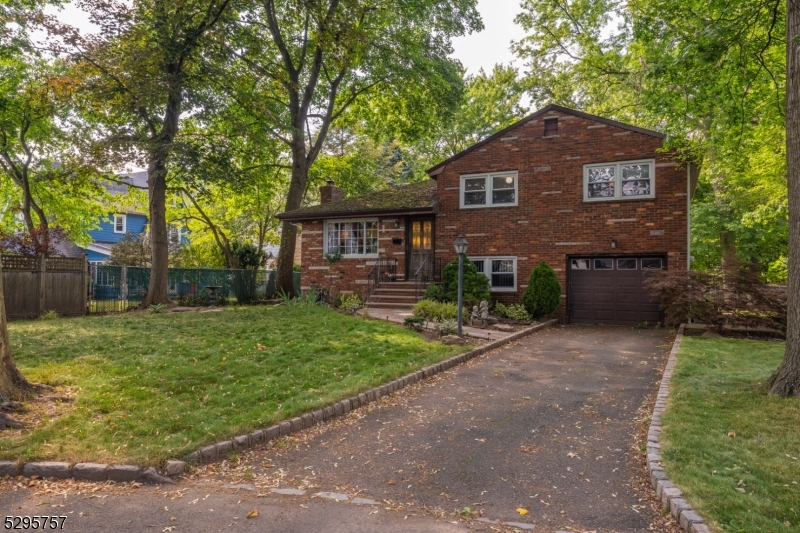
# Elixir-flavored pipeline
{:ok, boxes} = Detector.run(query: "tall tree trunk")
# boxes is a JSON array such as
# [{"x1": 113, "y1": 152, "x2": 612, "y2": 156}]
[
  {"x1": 275, "y1": 162, "x2": 307, "y2": 295},
  {"x1": 143, "y1": 161, "x2": 170, "y2": 306},
  {"x1": 142, "y1": 79, "x2": 182, "y2": 307},
  {"x1": 768, "y1": 0, "x2": 800, "y2": 397},
  {"x1": 0, "y1": 259, "x2": 31, "y2": 400},
  {"x1": 275, "y1": 125, "x2": 309, "y2": 295}
]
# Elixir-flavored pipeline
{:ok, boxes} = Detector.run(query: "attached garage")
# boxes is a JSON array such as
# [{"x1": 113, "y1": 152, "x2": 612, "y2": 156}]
[{"x1": 568, "y1": 255, "x2": 665, "y2": 326}]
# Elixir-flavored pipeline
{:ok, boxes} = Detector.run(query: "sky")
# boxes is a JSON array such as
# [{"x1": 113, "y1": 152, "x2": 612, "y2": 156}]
[{"x1": 450, "y1": 0, "x2": 527, "y2": 76}]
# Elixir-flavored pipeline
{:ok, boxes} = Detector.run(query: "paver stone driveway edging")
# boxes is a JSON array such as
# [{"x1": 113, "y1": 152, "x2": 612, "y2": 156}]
[
  {"x1": 0, "y1": 319, "x2": 556, "y2": 485},
  {"x1": 647, "y1": 324, "x2": 711, "y2": 533}
]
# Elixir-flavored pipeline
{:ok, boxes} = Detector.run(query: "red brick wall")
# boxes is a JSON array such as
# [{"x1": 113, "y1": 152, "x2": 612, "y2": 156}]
[
  {"x1": 299, "y1": 110, "x2": 689, "y2": 318},
  {"x1": 299, "y1": 217, "x2": 409, "y2": 297},
  {"x1": 434, "y1": 109, "x2": 688, "y2": 318}
]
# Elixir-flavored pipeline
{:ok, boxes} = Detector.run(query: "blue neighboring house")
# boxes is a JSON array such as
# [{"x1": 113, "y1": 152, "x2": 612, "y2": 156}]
[{"x1": 69, "y1": 171, "x2": 186, "y2": 263}]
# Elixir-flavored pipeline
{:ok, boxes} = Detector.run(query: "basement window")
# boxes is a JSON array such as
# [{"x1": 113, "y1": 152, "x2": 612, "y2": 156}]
[{"x1": 470, "y1": 256, "x2": 517, "y2": 291}]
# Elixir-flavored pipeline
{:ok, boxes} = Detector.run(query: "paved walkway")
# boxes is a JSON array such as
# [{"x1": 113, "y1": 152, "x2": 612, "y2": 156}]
[
  {"x1": 0, "y1": 325, "x2": 675, "y2": 533},
  {"x1": 360, "y1": 307, "x2": 517, "y2": 341}
]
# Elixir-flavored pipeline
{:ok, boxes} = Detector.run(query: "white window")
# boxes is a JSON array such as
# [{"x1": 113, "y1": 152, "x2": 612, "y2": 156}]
[
  {"x1": 470, "y1": 256, "x2": 517, "y2": 291},
  {"x1": 324, "y1": 219, "x2": 378, "y2": 257},
  {"x1": 460, "y1": 171, "x2": 518, "y2": 208},
  {"x1": 584, "y1": 159, "x2": 655, "y2": 201},
  {"x1": 168, "y1": 226, "x2": 182, "y2": 244},
  {"x1": 113, "y1": 214, "x2": 126, "y2": 233}
]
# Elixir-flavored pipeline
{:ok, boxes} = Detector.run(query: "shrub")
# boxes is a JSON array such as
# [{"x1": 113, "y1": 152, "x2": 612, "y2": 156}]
[
  {"x1": 441, "y1": 259, "x2": 490, "y2": 306},
  {"x1": 423, "y1": 283, "x2": 448, "y2": 302},
  {"x1": 434, "y1": 318, "x2": 459, "y2": 336},
  {"x1": 340, "y1": 293, "x2": 362, "y2": 315},
  {"x1": 148, "y1": 303, "x2": 167, "y2": 314},
  {"x1": 494, "y1": 302, "x2": 530, "y2": 321},
  {"x1": 403, "y1": 316, "x2": 426, "y2": 330},
  {"x1": 278, "y1": 286, "x2": 321, "y2": 307},
  {"x1": 412, "y1": 299, "x2": 458, "y2": 321},
  {"x1": 644, "y1": 266, "x2": 787, "y2": 331},
  {"x1": 40, "y1": 310, "x2": 59, "y2": 320},
  {"x1": 522, "y1": 261, "x2": 562, "y2": 319}
]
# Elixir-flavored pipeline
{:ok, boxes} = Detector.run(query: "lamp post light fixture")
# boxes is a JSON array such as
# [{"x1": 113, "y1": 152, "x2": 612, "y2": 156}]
[{"x1": 453, "y1": 235, "x2": 468, "y2": 336}]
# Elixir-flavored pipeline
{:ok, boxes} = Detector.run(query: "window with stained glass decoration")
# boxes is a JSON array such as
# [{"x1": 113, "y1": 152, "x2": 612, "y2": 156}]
[
  {"x1": 621, "y1": 164, "x2": 651, "y2": 196},
  {"x1": 461, "y1": 172, "x2": 518, "y2": 208},
  {"x1": 587, "y1": 166, "x2": 615, "y2": 198},
  {"x1": 325, "y1": 220, "x2": 378, "y2": 256},
  {"x1": 584, "y1": 160, "x2": 654, "y2": 201}
]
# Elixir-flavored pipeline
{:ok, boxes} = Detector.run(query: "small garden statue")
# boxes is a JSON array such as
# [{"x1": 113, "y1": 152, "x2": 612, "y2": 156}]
[
  {"x1": 470, "y1": 305, "x2": 481, "y2": 327},
  {"x1": 480, "y1": 300, "x2": 489, "y2": 322}
]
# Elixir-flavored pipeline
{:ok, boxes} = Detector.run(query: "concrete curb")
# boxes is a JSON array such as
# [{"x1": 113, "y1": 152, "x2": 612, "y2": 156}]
[
  {"x1": 0, "y1": 319, "x2": 556, "y2": 486},
  {"x1": 648, "y1": 324, "x2": 711, "y2": 533}
]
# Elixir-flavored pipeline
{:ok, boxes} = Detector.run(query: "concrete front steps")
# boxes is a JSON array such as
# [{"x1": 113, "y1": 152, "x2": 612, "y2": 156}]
[{"x1": 366, "y1": 280, "x2": 429, "y2": 309}]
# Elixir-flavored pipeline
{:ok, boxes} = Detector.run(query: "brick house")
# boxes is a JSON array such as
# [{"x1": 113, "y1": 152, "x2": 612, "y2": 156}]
[{"x1": 278, "y1": 104, "x2": 697, "y2": 325}]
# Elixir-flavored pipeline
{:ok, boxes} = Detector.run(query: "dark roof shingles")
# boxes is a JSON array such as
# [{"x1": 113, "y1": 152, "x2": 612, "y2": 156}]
[{"x1": 278, "y1": 180, "x2": 438, "y2": 220}]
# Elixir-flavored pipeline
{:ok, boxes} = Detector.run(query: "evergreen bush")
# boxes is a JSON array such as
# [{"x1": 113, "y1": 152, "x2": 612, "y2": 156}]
[
  {"x1": 522, "y1": 261, "x2": 561, "y2": 319},
  {"x1": 423, "y1": 283, "x2": 448, "y2": 302},
  {"x1": 441, "y1": 259, "x2": 490, "y2": 306}
]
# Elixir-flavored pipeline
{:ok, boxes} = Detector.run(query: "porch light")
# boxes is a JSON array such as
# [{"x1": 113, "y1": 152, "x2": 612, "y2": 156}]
[
  {"x1": 453, "y1": 235, "x2": 468, "y2": 337},
  {"x1": 453, "y1": 235, "x2": 468, "y2": 255}
]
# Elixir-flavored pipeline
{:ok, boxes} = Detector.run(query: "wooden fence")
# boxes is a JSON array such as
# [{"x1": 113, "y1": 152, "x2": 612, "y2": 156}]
[{"x1": 2, "y1": 255, "x2": 87, "y2": 320}]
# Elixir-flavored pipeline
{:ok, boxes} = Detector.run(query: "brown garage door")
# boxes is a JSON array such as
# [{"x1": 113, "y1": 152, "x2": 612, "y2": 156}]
[{"x1": 568, "y1": 256, "x2": 664, "y2": 326}]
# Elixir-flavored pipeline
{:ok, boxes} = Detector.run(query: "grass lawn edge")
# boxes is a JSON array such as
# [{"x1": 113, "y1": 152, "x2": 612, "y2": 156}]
[
  {"x1": 657, "y1": 327, "x2": 800, "y2": 533},
  {"x1": 2, "y1": 315, "x2": 557, "y2": 482}
]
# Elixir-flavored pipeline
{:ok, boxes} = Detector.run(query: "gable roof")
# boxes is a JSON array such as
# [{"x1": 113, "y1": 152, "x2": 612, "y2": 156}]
[
  {"x1": 277, "y1": 180, "x2": 438, "y2": 221},
  {"x1": 426, "y1": 104, "x2": 665, "y2": 176}
]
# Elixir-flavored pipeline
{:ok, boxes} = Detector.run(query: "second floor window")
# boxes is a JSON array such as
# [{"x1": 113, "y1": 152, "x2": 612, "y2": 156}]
[
  {"x1": 460, "y1": 171, "x2": 518, "y2": 208},
  {"x1": 584, "y1": 159, "x2": 655, "y2": 201},
  {"x1": 113, "y1": 214, "x2": 126, "y2": 233}
]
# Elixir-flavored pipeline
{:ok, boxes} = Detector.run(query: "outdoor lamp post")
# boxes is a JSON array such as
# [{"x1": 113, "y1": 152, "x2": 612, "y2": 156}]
[{"x1": 453, "y1": 235, "x2": 468, "y2": 336}]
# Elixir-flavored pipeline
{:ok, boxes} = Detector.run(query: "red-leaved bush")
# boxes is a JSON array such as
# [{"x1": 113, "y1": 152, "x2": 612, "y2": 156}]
[
  {"x1": 0, "y1": 225, "x2": 67, "y2": 257},
  {"x1": 643, "y1": 266, "x2": 786, "y2": 332}
]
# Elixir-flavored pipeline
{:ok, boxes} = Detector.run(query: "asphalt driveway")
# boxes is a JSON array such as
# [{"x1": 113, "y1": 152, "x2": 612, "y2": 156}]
[{"x1": 0, "y1": 325, "x2": 674, "y2": 533}]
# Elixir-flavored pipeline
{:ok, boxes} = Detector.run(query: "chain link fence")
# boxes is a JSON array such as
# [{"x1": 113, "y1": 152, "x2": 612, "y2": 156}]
[{"x1": 88, "y1": 266, "x2": 300, "y2": 314}]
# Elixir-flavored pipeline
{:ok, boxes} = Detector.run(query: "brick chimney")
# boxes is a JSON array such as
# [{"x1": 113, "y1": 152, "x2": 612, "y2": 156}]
[{"x1": 319, "y1": 179, "x2": 345, "y2": 204}]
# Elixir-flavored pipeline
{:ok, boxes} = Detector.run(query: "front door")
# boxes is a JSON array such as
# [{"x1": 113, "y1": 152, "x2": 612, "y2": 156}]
[{"x1": 408, "y1": 218, "x2": 434, "y2": 280}]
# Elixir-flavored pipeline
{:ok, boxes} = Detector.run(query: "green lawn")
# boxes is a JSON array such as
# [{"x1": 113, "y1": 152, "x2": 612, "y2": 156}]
[
  {"x1": 1, "y1": 306, "x2": 467, "y2": 465},
  {"x1": 662, "y1": 336, "x2": 800, "y2": 533}
]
